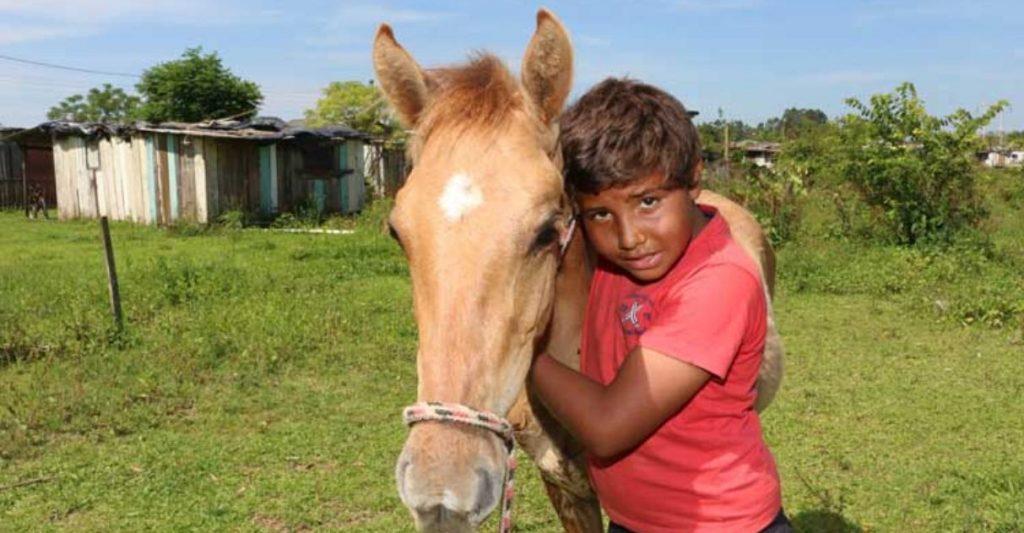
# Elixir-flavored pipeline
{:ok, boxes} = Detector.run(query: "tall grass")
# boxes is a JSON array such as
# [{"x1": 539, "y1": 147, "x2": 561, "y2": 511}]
[{"x1": 1, "y1": 176, "x2": 1022, "y2": 530}]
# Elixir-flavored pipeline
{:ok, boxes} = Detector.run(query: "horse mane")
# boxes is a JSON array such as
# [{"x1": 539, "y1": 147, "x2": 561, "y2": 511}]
[{"x1": 416, "y1": 53, "x2": 526, "y2": 144}]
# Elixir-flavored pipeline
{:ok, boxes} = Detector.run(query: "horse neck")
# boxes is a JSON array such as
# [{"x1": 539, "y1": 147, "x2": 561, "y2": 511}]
[{"x1": 539, "y1": 227, "x2": 592, "y2": 369}]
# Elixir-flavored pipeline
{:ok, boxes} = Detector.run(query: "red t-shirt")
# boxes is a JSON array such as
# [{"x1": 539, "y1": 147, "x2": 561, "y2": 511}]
[{"x1": 580, "y1": 206, "x2": 781, "y2": 532}]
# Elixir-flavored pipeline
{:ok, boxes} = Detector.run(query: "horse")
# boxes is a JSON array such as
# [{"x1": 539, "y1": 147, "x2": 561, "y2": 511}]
[{"x1": 372, "y1": 10, "x2": 784, "y2": 532}]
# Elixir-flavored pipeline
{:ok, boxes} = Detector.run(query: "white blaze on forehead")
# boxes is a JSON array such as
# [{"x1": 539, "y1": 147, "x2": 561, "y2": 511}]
[{"x1": 439, "y1": 172, "x2": 483, "y2": 221}]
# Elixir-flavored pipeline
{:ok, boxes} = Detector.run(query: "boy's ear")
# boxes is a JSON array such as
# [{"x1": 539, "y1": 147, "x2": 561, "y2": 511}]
[{"x1": 688, "y1": 159, "x2": 704, "y2": 200}]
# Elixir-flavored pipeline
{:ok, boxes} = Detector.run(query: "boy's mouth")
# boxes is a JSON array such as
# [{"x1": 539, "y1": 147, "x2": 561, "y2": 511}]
[{"x1": 621, "y1": 251, "x2": 661, "y2": 271}]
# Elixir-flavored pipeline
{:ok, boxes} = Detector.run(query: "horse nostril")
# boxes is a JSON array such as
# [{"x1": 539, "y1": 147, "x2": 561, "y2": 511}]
[{"x1": 471, "y1": 467, "x2": 500, "y2": 518}]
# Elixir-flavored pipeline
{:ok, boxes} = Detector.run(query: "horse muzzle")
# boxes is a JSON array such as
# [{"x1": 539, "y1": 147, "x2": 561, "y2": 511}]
[{"x1": 396, "y1": 422, "x2": 509, "y2": 531}]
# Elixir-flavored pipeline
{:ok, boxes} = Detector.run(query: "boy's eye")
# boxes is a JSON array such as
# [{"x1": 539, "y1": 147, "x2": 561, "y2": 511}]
[
  {"x1": 640, "y1": 196, "x2": 660, "y2": 208},
  {"x1": 588, "y1": 210, "x2": 611, "y2": 221}
]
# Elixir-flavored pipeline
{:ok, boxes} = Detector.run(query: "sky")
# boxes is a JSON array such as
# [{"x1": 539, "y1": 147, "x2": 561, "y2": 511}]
[{"x1": 1, "y1": 0, "x2": 1022, "y2": 130}]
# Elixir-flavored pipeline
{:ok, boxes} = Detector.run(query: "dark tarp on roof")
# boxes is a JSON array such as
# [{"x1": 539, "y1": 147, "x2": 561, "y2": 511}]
[{"x1": 13, "y1": 117, "x2": 369, "y2": 143}]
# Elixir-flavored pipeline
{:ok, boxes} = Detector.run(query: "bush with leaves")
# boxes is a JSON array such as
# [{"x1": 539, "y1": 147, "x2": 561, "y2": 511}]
[
  {"x1": 837, "y1": 83, "x2": 1006, "y2": 245},
  {"x1": 304, "y1": 81, "x2": 405, "y2": 143},
  {"x1": 136, "y1": 47, "x2": 262, "y2": 123},
  {"x1": 47, "y1": 83, "x2": 141, "y2": 123},
  {"x1": 707, "y1": 159, "x2": 808, "y2": 246}
]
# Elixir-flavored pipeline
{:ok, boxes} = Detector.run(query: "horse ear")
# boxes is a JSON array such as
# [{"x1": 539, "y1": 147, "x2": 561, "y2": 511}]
[
  {"x1": 373, "y1": 24, "x2": 430, "y2": 128},
  {"x1": 521, "y1": 9, "x2": 573, "y2": 125}
]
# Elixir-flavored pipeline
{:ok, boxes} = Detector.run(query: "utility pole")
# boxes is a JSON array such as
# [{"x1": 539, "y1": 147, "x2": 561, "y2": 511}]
[
  {"x1": 999, "y1": 107, "x2": 1005, "y2": 148},
  {"x1": 719, "y1": 108, "x2": 731, "y2": 177}
]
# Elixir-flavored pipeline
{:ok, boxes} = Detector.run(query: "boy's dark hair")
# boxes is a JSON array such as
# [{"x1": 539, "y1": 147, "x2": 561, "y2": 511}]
[{"x1": 559, "y1": 78, "x2": 702, "y2": 195}]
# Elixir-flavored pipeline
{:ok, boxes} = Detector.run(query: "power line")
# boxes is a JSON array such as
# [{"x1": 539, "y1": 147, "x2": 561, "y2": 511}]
[
  {"x1": 0, "y1": 53, "x2": 139, "y2": 78},
  {"x1": 0, "y1": 53, "x2": 353, "y2": 118}
]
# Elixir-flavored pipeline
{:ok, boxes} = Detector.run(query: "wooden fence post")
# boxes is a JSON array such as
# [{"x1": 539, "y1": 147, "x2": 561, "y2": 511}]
[{"x1": 100, "y1": 216, "x2": 123, "y2": 330}]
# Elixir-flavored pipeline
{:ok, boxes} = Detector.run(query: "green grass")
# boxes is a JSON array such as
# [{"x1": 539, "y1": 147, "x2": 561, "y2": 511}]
[{"x1": 2, "y1": 174, "x2": 1023, "y2": 531}]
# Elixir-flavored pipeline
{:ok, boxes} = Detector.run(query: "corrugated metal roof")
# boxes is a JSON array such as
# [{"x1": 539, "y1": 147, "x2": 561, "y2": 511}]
[
  {"x1": 16, "y1": 117, "x2": 370, "y2": 142},
  {"x1": 731, "y1": 140, "x2": 782, "y2": 153}
]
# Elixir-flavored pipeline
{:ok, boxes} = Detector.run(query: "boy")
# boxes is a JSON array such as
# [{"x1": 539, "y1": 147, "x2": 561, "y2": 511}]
[{"x1": 530, "y1": 78, "x2": 790, "y2": 532}]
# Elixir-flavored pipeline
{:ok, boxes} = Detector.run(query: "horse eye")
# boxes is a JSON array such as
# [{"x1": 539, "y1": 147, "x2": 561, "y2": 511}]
[
  {"x1": 388, "y1": 223, "x2": 403, "y2": 247},
  {"x1": 531, "y1": 222, "x2": 558, "y2": 253}
]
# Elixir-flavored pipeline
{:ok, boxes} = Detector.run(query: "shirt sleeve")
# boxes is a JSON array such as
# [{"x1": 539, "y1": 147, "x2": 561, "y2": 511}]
[{"x1": 638, "y1": 263, "x2": 762, "y2": 380}]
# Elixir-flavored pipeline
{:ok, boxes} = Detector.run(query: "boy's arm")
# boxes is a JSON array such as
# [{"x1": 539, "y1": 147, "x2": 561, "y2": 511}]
[{"x1": 530, "y1": 347, "x2": 710, "y2": 460}]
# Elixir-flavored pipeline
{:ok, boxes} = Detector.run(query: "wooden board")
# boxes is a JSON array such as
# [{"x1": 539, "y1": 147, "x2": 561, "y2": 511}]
[
  {"x1": 167, "y1": 135, "x2": 180, "y2": 222},
  {"x1": 205, "y1": 138, "x2": 220, "y2": 217},
  {"x1": 179, "y1": 136, "x2": 197, "y2": 222},
  {"x1": 156, "y1": 134, "x2": 170, "y2": 225},
  {"x1": 192, "y1": 137, "x2": 209, "y2": 223}
]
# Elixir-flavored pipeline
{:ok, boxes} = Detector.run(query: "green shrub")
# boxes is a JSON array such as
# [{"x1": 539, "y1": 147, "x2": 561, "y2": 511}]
[
  {"x1": 292, "y1": 197, "x2": 324, "y2": 226},
  {"x1": 708, "y1": 160, "x2": 808, "y2": 246},
  {"x1": 837, "y1": 83, "x2": 1007, "y2": 245},
  {"x1": 269, "y1": 212, "x2": 301, "y2": 228},
  {"x1": 216, "y1": 209, "x2": 248, "y2": 229},
  {"x1": 165, "y1": 220, "x2": 210, "y2": 237},
  {"x1": 356, "y1": 196, "x2": 394, "y2": 234},
  {"x1": 827, "y1": 184, "x2": 879, "y2": 242}
]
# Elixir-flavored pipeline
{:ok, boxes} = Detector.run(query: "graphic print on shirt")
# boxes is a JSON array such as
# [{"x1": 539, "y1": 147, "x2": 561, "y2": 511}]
[{"x1": 619, "y1": 293, "x2": 655, "y2": 337}]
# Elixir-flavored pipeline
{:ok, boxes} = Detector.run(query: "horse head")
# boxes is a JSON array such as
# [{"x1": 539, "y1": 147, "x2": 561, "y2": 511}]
[{"x1": 373, "y1": 10, "x2": 575, "y2": 531}]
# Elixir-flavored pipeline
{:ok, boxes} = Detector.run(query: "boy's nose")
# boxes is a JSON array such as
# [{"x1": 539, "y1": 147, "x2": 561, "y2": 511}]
[{"x1": 617, "y1": 221, "x2": 645, "y2": 250}]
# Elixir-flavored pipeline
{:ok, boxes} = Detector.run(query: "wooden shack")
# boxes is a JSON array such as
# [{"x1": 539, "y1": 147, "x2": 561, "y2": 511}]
[
  {"x1": 39, "y1": 119, "x2": 368, "y2": 224},
  {"x1": 0, "y1": 127, "x2": 56, "y2": 210}
]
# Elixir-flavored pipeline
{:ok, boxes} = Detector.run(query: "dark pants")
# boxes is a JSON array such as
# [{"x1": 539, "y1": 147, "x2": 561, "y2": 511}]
[{"x1": 608, "y1": 508, "x2": 793, "y2": 533}]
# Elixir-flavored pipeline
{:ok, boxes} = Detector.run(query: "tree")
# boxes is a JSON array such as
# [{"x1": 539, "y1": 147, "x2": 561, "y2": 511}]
[
  {"x1": 46, "y1": 83, "x2": 141, "y2": 122},
  {"x1": 779, "y1": 108, "x2": 828, "y2": 138},
  {"x1": 136, "y1": 47, "x2": 262, "y2": 123},
  {"x1": 837, "y1": 82, "x2": 1006, "y2": 245},
  {"x1": 304, "y1": 81, "x2": 404, "y2": 141},
  {"x1": 755, "y1": 108, "x2": 828, "y2": 140}
]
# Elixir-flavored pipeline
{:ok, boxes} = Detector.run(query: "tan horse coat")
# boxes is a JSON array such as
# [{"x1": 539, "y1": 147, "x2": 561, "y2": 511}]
[{"x1": 374, "y1": 10, "x2": 783, "y2": 532}]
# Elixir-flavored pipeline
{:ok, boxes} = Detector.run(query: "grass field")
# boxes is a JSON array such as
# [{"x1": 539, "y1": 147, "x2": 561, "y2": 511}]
[{"x1": 2, "y1": 174, "x2": 1023, "y2": 531}]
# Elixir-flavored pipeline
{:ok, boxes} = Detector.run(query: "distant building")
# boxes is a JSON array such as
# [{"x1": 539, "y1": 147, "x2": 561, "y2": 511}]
[
  {"x1": 10, "y1": 118, "x2": 374, "y2": 224},
  {"x1": 731, "y1": 140, "x2": 782, "y2": 168},
  {"x1": 977, "y1": 148, "x2": 1024, "y2": 168}
]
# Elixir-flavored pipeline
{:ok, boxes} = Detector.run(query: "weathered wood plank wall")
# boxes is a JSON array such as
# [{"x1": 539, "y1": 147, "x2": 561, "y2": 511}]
[
  {"x1": 45, "y1": 133, "x2": 370, "y2": 223},
  {"x1": 0, "y1": 142, "x2": 23, "y2": 207}
]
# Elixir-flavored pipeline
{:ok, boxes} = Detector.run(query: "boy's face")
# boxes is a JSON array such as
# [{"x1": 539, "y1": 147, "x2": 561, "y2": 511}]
[{"x1": 577, "y1": 170, "x2": 706, "y2": 283}]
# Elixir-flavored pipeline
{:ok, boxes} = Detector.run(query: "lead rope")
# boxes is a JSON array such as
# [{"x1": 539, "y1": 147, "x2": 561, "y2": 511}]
[
  {"x1": 403, "y1": 402, "x2": 518, "y2": 532},
  {"x1": 401, "y1": 212, "x2": 577, "y2": 533}
]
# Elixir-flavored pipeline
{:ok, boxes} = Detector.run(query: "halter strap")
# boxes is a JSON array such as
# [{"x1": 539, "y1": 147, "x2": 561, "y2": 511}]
[
  {"x1": 558, "y1": 214, "x2": 577, "y2": 259},
  {"x1": 403, "y1": 401, "x2": 518, "y2": 533}
]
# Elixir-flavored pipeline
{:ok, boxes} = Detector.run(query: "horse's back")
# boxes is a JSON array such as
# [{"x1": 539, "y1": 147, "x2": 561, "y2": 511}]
[
  {"x1": 696, "y1": 190, "x2": 776, "y2": 297},
  {"x1": 695, "y1": 189, "x2": 783, "y2": 412}
]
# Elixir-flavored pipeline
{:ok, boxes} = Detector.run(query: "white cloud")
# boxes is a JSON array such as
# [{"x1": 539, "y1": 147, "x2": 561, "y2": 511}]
[
  {"x1": 325, "y1": 4, "x2": 454, "y2": 28},
  {"x1": 305, "y1": 3, "x2": 455, "y2": 47},
  {"x1": 577, "y1": 34, "x2": 611, "y2": 47},
  {"x1": 797, "y1": 70, "x2": 889, "y2": 85},
  {"x1": 0, "y1": 0, "x2": 199, "y2": 23},
  {"x1": 0, "y1": 24, "x2": 90, "y2": 45},
  {"x1": 852, "y1": 0, "x2": 1013, "y2": 23},
  {"x1": 672, "y1": 0, "x2": 764, "y2": 12},
  {"x1": 0, "y1": 0, "x2": 276, "y2": 43}
]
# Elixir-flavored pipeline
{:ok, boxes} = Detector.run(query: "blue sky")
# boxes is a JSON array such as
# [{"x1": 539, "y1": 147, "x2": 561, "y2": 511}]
[{"x1": 1, "y1": 0, "x2": 1022, "y2": 130}]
